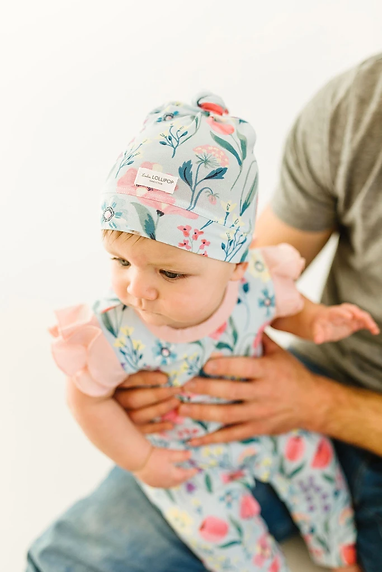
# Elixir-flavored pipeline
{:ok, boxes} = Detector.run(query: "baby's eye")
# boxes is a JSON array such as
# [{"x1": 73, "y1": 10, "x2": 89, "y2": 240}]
[
  {"x1": 111, "y1": 257, "x2": 130, "y2": 267},
  {"x1": 161, "y1": 270, "x2": 186, "y2": 280}
]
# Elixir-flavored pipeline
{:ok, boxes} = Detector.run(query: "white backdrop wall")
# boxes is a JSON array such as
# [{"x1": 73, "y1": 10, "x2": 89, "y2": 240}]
[{"x1": 1, "y1": 1, "x2": 381, "y2": 570}]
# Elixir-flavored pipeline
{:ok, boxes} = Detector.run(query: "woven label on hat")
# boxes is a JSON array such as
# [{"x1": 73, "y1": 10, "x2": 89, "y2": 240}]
[{"x1": 134, "y1": 167, "x2": 178, "y2": 194}]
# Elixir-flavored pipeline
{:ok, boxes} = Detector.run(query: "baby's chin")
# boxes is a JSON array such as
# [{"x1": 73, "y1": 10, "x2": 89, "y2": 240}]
[{"x1": 134, "y1": 309, "x2": 198, "y2": 330}]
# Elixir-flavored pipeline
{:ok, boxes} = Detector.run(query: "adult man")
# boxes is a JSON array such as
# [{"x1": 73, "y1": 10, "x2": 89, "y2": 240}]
[{"x1": 27, "y1": 54, "x2": 382, "y2": 572}]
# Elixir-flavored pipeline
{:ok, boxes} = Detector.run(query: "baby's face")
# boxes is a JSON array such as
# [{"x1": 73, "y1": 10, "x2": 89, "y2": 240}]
[{"x1": 103, "y1": 233, "x2": 246, "y2": 329}]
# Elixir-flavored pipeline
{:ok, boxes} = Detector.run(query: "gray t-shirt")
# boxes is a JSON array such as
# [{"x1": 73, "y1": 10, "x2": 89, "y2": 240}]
[{"x1": 271, "y1": 53, "x2": 382, "y2": 392}]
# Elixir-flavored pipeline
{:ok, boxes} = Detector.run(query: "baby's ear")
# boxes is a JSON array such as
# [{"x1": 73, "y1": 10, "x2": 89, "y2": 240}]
[{"x1": 231, "y1": 262, "x2": 248, "y2": 281}]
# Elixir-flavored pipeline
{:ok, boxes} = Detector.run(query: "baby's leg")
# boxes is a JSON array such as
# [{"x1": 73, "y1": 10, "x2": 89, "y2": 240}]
[
  {"x1": 140, "y1": 468, "x2": 290, "y2": 572},
  {"x1": 265, "y1": 431, "x2": 357, "y2": 570}
]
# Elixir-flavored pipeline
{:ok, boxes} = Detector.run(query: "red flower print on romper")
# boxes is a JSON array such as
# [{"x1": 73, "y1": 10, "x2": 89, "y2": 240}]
[
  {"x1": 311, "y1": 438, "x2": 333, "y2": 469},
  {"x1": 199, "y1": 516, "x2": 229, "y2": 542},
  {"x1": 285, "y1": 435, "x2": 305, "y2": 462}
]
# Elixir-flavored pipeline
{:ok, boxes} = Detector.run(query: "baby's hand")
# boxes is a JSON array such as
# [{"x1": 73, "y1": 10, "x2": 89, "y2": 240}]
[
  {"x1": 313, "y1": 303, "x2": 380, "y2": 344},
  {"x1": 133, "y1": 447, "x2": 198, "y2": 488}
]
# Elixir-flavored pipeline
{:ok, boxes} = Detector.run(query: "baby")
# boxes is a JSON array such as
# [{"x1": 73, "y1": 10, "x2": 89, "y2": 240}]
[{"x1": 51, "y1": 93, "x2": 378, "y2": 572}]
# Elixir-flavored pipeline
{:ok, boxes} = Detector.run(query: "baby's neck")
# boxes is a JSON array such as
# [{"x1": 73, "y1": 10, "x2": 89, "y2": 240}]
[{"x1": 138, "y1": 280, "x2": 240, "y2": 344}]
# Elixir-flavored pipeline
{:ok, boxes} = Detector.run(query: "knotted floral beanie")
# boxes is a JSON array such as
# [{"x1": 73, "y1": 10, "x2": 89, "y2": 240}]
[{"x1": 101, "y1": 92, "x2": 258, "y2": 263}]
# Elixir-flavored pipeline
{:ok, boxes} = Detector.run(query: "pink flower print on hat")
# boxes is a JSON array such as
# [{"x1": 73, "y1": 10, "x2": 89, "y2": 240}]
[
  {"x1": 192, "y1": 229, "x2": 203, "y2": 240},
  {"x1": 178, "y1": 225, "x2": 192, "y2": 237},
  {"x1": 138, "y1": 189, "x2": 198, "y2": 218},
  {"x1": 193, "y1": 145, "x2": 229, "y2": 168},
  {"x1": 179, "y1": 239, "x2": 191, "y2": 250},
  {"x1": 194, "y1": 92, "x2": 229, "y2": 116},
  {"x1": 102, "y1": 92, "x2": 259, "y2": 263},
  {"x1": 198, "y1": 101, "x2": 228, "y2": 115},
  {"x1": 207, "y1": 115, "x2": 235, "y2": 135},
  {"x1": 200, "y1": 239, "x2": 210, "y2": 250}
]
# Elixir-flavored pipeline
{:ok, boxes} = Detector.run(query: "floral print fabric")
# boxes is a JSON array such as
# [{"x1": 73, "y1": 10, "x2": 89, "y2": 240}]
[
  {"x1": 93, "y1": 249, "x2": 356, "y2": 570},
  {"x1": 100, "y1": 93, "x2": 258, "y2": 263}
]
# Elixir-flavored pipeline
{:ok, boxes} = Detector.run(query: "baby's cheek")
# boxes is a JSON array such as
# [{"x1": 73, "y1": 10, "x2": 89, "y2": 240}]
[{"x1": 111, "y1": 274, "x2": 125, "y2": 299}]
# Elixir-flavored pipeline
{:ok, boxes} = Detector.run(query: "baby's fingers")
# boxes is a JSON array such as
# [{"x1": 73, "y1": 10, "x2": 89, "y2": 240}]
[
  {"x1": 313, "y1": 322, "x2": 330, "y2": 344},
  {"x1": 167, "y1": 449, "x2": 192, "y2": 463},
  {"x1": 341, "y1": 304, "x2": 380, "y2": 334},
  {"x1": 170, "y1": 466, "x2": 199, "y2": 485}
]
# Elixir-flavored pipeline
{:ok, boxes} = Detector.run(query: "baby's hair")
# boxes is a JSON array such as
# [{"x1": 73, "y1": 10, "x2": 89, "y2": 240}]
[{"x1": 102, "y1": 229, "x2": 145, "y2": 244}]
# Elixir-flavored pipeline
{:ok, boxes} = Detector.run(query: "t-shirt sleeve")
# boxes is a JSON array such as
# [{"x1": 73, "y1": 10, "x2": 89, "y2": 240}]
[{"x1": 271, "y1": 69, "x2": 355, "y2": 232}]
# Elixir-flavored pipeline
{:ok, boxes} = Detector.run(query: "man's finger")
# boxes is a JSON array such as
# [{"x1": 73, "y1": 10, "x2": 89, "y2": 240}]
[
  {"x1": 115, "y1": 385, "x2": 178, "y2": 410},
  {"x1": 188, "y1": 421, "x2": 266, "y2": 446},
  {"x1": 118, "y1": 370, "x2": 168, "y2": 388},
  {"x1": 183, "y1": 377, "x2": 258, "y2": 400},
  {"x1": 203, "y1": 356, "x2": 265, "y2": 378},
  {"x1": 178, "y1": 401, "x2": 259, "y2": 424},
  {"x1": 139, "y1": 421, "x2": 174, "y2": 434},
  {"x1": 129, "y1": 398, "x2": 180, "y2": 424},
  {"x1": 167, "y1": 449, "x2": 192, "y2": 462}
]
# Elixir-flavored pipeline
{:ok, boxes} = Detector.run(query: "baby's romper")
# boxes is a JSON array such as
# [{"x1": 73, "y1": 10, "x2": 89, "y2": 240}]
[{"x1": 51, "y1": 245, "x2": 356, "y2": 572}]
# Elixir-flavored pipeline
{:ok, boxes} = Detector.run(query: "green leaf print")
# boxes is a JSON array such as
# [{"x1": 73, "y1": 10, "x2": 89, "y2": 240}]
[
  {"x1": 240, "y1": 171, "x2": 258, "y2": 215},
  {"x1": 316, "y1": 536, "x2": 330, "y2": 553},
  {"x1": 228, "y1": 317, "x2": 238, "y2": 347},
  {"x1": 205, "y1": 473, "x2": 213, "y2": 493},
  {"x1": 210, "y1": 133, "x2": 242, "y2": 166},
  {"x1": 195, "y1": 420, "x2": 209, "y2": 431},
  {"x1": 215, "y1": 341, "x2": 233, "y2": 352},
  {"x1": 237, "y1": 130, "x2": 247, "y2": 161},
  {"x1": 219, "y1": 540, "x2": 242, "y2": 549},
  {"x1": 131, "y1": 203, "x2": 156, "y2": 239},
  {"x1": 286, "y1": 463, "x2": 305, "y2": 479},
  {"x1": 100, "y1": 311, "x2": 119, "y2": 338},
  {"x1": 229, "y1": 516, "x2": 243, "y2": 539},
  {"x1": 164, "y1": 489, "x2": 176, "y2": 502},
  {"x1": 322, "y1": 473, "x2": 335, "y2": 484}
]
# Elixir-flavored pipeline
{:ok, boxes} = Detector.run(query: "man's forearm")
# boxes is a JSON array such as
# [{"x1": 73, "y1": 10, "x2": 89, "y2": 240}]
[{"x1": 308, "y1": 374, "x2": 382, "y2": 455}]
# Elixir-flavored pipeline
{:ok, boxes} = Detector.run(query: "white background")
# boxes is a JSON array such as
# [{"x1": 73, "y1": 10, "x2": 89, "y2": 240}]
[{"x1": 1, "y1": 1, "x2": 381, "y2": 570}]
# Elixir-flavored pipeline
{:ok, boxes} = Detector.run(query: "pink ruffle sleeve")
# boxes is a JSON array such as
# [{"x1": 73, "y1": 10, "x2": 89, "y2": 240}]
[
  {"x1": 260, "y1": 243, "x2": 305, "y2": 318},
  {"x1": 49, "y1": 304, "x2": 127, "y2": 397}
]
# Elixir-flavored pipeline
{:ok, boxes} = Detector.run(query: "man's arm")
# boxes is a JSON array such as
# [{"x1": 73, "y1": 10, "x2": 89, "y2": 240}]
[{"x1": 255, "y1": 204, "x2": 333, "y2": 266}]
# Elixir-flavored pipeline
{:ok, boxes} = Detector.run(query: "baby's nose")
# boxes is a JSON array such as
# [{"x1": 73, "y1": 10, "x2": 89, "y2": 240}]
[{"x1": 127, "y1": 271, "x2": 158, "y2": 301}]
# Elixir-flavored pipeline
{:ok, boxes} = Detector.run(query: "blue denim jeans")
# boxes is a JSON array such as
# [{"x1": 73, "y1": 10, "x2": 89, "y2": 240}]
[{"x1": 26, "y1": 354, "x2": 382, "y2": 572}]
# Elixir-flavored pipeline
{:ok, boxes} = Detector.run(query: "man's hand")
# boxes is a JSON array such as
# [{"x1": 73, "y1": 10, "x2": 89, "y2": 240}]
[
  {"x1": 114, "y1": 371, "x2": 180, "y2": 434},
  {"x1": 113, "y1": 336, "x2": 382, "y2": 456},
  {"x1": 177, "y1": 334, "x2": 329, "y2": 446}
]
